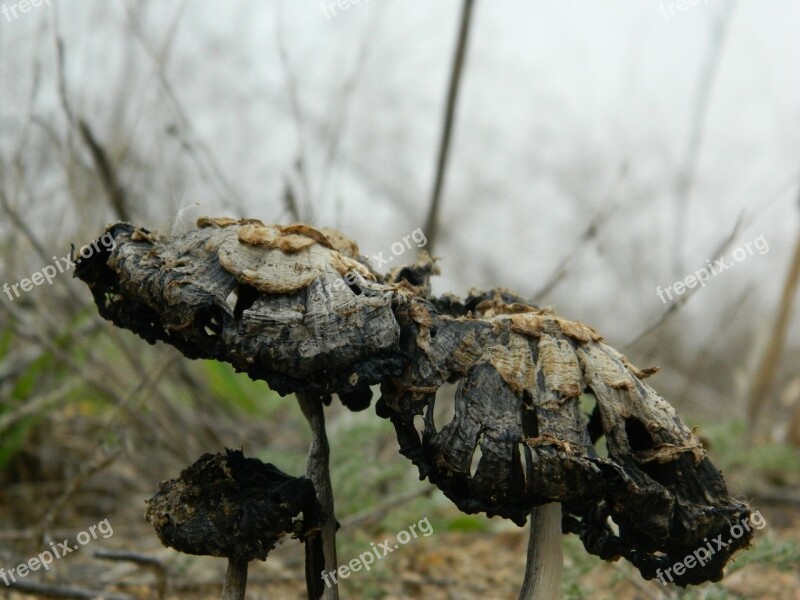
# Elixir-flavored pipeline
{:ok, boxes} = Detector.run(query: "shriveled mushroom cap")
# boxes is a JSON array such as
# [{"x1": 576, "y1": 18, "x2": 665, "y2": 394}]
[
  {"x1": 145, "y1": 449, "x2": 319, "y2": 562},
  {"x1": 75, "y1": 220, "x2": 398, "y2": 404},
  {"x1": 376, "y1": 288, "x2": 752, "y2": 586}
]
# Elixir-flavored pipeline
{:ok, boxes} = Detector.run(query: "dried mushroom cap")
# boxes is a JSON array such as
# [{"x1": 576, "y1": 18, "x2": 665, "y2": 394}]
[
  {"x1": 197, "y1": 217, "x2": 362, "y2": 258},
  {"x1": 75, "y1": 222, "x2": 400, "y2": 397},
  {"x1": 77, "y1": 221, "x2": 755, "y2": 587},
  {"x1": 145, "y1": 449, "x2": 319, "y2": 562},
  {"x1": 376, "y1": 289, "x2": 751, "y2": 586},
  {"x1": 217, "y1": 221, "x2": 373, "y2": 294}
]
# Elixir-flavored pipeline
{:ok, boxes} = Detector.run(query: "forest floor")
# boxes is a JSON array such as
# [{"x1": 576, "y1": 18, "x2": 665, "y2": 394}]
[{"x1": 3, "y1": 499, "x2": 799, "y2": 600}]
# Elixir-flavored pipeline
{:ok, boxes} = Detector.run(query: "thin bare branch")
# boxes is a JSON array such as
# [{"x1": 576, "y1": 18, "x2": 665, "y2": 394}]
[
  {"x1": 423, "y1": 0, "x2": 477, "y2": 253},
  {"x1": 3, "y1": 580, "x2": 133, "y2": 600},
  {"x1": 33, "y1": 451, "x2": 118, "y2": 544},
  {"x1": 297, "y1": 393, "x2": 339, "y2": 600},
  {"x1": 534, "y1": 163, "x2": 627, "y2": 301},
  {"x1": 55, "y1": 36, "x2": 131, "y2": 221},
  {"x1": 670, "y1": 1, "x2": 738, "y2": 278},
  {"x1": 95, "y1": 549, "x2": 167, "y2": 600},
  {"x1": 746, "y1": 190, "x2": 800, "y2": 429},
  {"x1": 628, "y1": 173, "x2": 798, "y2": 351},
  {"x1": 122, "y1": 4, "x2": 247, "y2": 216},
  {"x1": 341, "y1": 488, "x2": 433, "y2": 529},
  {"x1": 275, "y1": 1, "x2": 314, "y2": 222},
  {"x1": 626, "y1": 211, "x2": 745, "y2": 349},
  {"x1": 318, "y1": 7, "x2": 381, "y2": 214},
  {"x1": 0, "y1": 377, "x2": 83, "y2": 434}
]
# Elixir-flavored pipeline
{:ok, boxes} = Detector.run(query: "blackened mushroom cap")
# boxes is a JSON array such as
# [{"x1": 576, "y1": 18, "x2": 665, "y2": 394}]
[
  {"x1": 78, "y1": 220, "x2": 755, "y2": 586},
  {"x1": 376, "y1": 289, "x2": 754, "y2": 587},
  {"x1": 144, "y1": 449, "x2": 319, "y2": 562}
]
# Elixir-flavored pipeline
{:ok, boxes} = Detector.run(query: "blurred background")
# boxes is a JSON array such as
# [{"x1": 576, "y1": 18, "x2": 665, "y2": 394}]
[{"x1": 1, "y1": 1, "x2": 799, "y2": 598}]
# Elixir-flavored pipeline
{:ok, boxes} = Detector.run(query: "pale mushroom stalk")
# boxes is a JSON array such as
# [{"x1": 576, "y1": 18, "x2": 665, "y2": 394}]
[
  {"x1": 519, "y1": 503, "x2": 563, "y2": 600},
  {"x1": 298, "y1": 393, "x2": 340, "y2": 600}
]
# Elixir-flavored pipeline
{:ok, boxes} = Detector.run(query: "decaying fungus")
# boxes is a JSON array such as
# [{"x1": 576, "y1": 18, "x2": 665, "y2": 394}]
[
  {"x1": 144, "y1": 449, "x2": 323, "y2": 600},
  {"x1": 77, "y1": 218, "x2": 754, "y2": 593}
]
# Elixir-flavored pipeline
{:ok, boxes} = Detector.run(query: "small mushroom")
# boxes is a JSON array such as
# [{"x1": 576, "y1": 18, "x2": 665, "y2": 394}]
[{"x1": 144, "y1": 449, "x2": 323, "y2": 600}]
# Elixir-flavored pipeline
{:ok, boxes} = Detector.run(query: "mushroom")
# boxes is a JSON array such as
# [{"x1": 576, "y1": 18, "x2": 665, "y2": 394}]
[
  {"x1": 144, "y1": 449, "x2": 323, "y2": 600},
  {"x1": 76, "y1": 219, "x2": 755, "y2": 597},
  {"x1": 376, "y1": 287, "x2": 754, "y2": 593}
]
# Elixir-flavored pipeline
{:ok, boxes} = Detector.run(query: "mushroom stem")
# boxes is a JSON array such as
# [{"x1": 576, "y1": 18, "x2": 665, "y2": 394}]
[
  {"x1": 298, "y1": 393, "x2": 339, "y2": 600},
  {"x1": 518, "y1": 502, "x2": 563, "y2": 600},
  {"x1": 221, "y1": 557, "x2": 248, "y2": 600}
]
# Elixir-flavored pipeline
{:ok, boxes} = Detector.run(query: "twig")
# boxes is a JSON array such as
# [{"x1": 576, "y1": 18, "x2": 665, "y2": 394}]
[
  {"x1": 341, "y1": 487, "x2": 434, "y2": 529},
  {"x1": 744, "y1": 487, "x2": 800, "y2": 507},
  {"x1": 626, "y1": 211, "x2": 745, "y2": 349},
  {"x1": 170, "y1": 574, "x2": 298, "y2": 590},
  {"x1": 318, "y1": 6, "x2": 381, "y2": 214},
  {"x1": 746, "y1": 188, "x2": 800, "y2": 429},
  {"x1": 275, "y1": 1, "x2": 314, "y2": 222},
  {"x1": 121, "y1": 4, "x2": 247, "y2": 216},
  {"x1": 678, "y1": 286, "x2": 754, "y2": 402},
  {"x1": 115, "y1": 0, "x2": 188, "y2": 168},
  {"x1": 76, "y1": 117, "x2": 131, "y2": 222},
  {"x1": 3, "y1": 580, "x2": 132, "y2": 600},
  {"x1": 54, "y1": 36, "x2": 131, "y2": 221},
  {"x1": 0, "y1": 182, "x2": 52, "y2": 273},
  {"x1": 533, "y1": 163, "x2": 627, "y2": 301},
  {"x1": 423, "y1": 0, "x2": 477, "y2": 253},
  {"x1": 33, "y1": 451, "x2": 118, "y2": 544},
  {"x1": 0, "y1": 377, "x2": 83, "y2": 434},
  {"x1": 94, "y1": 549, "x2": 167, "y2": 600},
  {"x1": 282, "y1": 177, "x2": 302, "y2": 223},
  {"x1": 93, "y1": 548, "x2": 164, "y2": 568},
  {"x1": 12, "y1": 9, "x2": 46, "y2": 161},
  {"x1": 670, "y1": 1, "x2": 738, "y2": 279},
  {"x1": 297, "y1": 393, "x2": 339, "y2": 600}
]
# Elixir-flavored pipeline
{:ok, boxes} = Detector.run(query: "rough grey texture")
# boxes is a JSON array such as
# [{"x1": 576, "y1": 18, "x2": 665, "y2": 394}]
[
  {"x1": 144, "y1": 449, "x2": 324, "y2": 598},
  {"x1": 77, "y1": 219, "x2": 753, "y2": 586}
]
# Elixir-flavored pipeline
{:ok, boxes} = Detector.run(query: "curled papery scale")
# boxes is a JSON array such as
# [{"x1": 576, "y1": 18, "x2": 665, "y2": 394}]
[{"x1": 79, "y1": 219, "x2": 753, "y2": 586}]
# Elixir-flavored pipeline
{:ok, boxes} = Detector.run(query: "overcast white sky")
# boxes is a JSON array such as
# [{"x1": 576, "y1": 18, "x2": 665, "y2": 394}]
[{"x1": 1, "y1": 0, "x2": 798, "y2": 349}]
